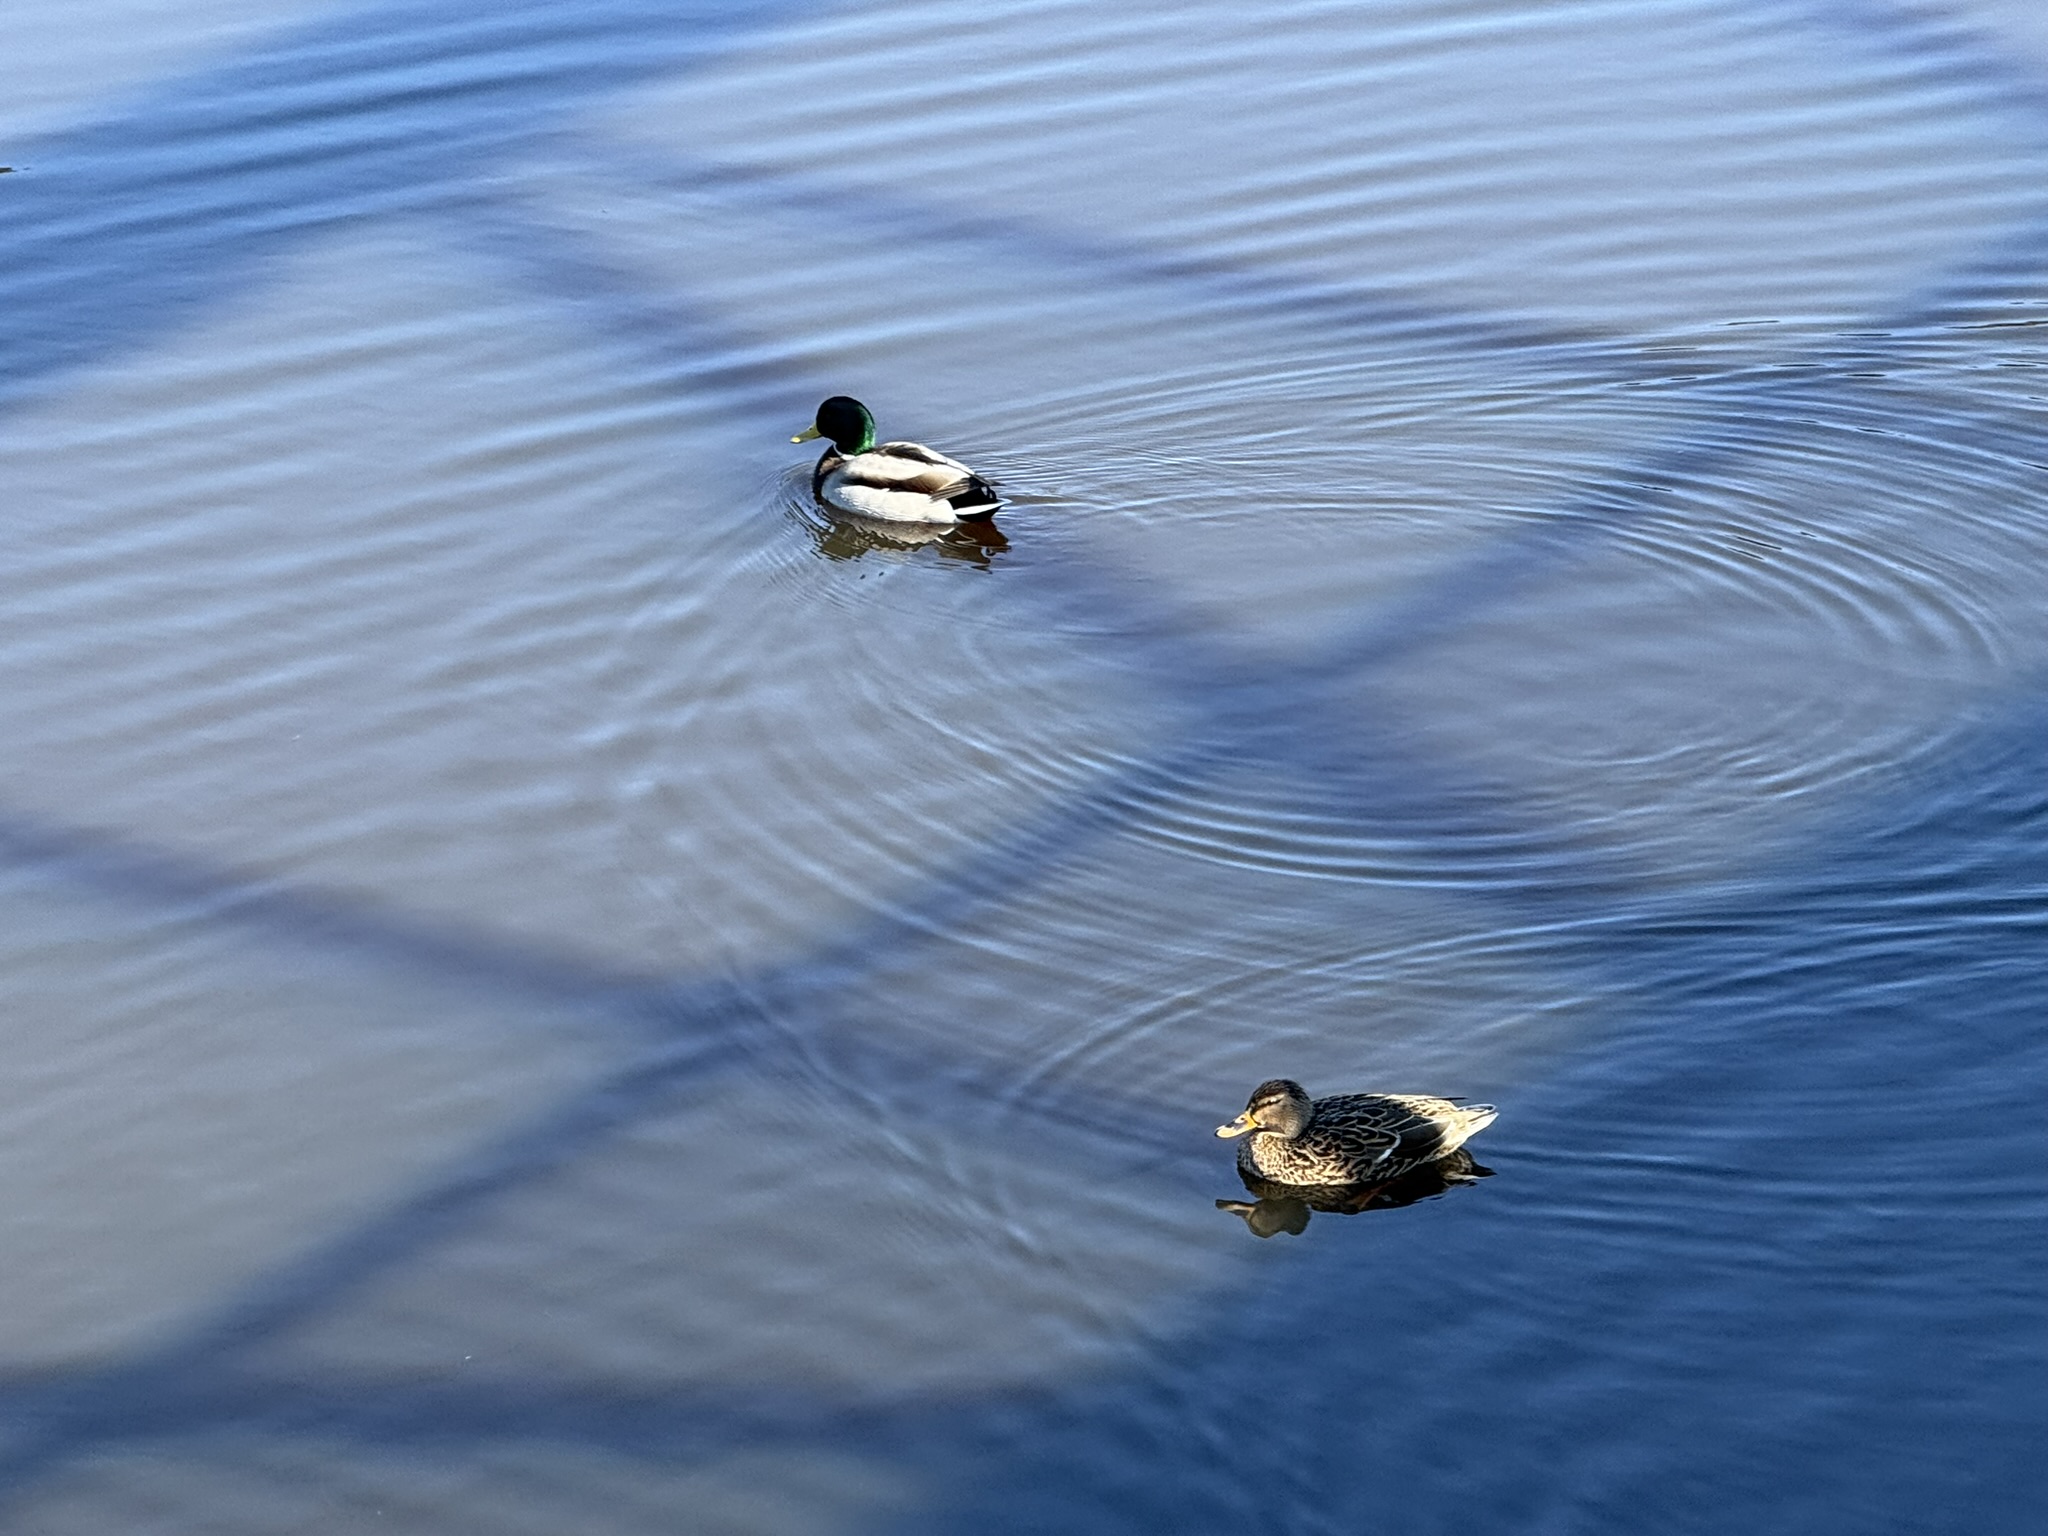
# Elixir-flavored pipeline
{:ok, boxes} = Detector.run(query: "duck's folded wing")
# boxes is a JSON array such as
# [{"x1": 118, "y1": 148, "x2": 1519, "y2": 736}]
[
  {"x1": 862, "y1": 441, "x2": 977, "y2": 494},
  {"x1": 1302, "y1": 1116, "x2": 1405, "y2": 1169},
  {"x1": 1316, "y1": 1096, "x2": 1453, "y2": 1166}
]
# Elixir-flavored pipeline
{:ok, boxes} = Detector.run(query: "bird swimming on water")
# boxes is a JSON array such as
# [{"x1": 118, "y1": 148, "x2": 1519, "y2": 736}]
[
  {"x1": 792, "y1": 396, "x2": 1000, "y2": 524},
  {"x1": 1215, "y1": 1078, "x2": 1497, "y2": 1188}
]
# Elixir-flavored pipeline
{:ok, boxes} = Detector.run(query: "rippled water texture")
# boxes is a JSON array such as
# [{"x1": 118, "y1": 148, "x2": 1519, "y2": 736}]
[{"x1": 1, "y1": 1, "x2": 2044, "y2": 1531}]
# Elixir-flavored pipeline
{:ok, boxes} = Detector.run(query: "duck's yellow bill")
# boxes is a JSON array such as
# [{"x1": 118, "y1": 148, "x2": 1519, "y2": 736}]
[
  {"x1": 791, "y1": 425, "x2": 822, "y2": 443},
  {"x1": 1215, "y1": 1115, "x2": 1255, "y2": 1139}
]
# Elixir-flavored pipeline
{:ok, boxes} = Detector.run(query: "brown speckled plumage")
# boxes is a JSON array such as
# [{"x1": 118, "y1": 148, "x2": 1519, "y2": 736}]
[{"x1": 1215, "y1": 1078, "x2": 1497, "y2": 1189}]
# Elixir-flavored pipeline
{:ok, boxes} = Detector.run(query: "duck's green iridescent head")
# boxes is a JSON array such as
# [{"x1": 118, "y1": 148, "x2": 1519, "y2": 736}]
[
  {"x1": 1215, "y1": 1079, "x2": 1313, "y2": 1140},
  {"x1": 792, "y1": 396, "x2": 876, "y2": 454}
]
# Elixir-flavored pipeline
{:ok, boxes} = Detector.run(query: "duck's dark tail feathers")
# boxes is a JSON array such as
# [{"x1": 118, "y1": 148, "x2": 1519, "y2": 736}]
[{"x1": 947, "y1": 474, "x2": 1001, "y2": 518}]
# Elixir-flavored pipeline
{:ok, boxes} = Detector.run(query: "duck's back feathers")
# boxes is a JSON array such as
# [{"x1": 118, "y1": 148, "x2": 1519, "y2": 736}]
[{"x1": 816, "y1": 441, "x2": 999, "y2": 523}]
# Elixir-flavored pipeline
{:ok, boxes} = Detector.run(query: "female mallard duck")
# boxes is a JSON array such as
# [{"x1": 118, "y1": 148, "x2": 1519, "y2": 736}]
[
  {"x1": 793, "y1": 396, "x2": 1000, "y2": 524},
  {"x1": 1215, "y1": 1078, "x2": 1496, "y2": 1188}
]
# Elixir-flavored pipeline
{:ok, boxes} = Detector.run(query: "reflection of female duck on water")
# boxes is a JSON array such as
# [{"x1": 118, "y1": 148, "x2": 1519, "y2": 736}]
[
  {"x1": 1214, "y1": 1078, "x2": 1499, "y2": 1237},
  {"x1": 1218, "y1": 1150, "x2": 1494, "y2": 1238}
]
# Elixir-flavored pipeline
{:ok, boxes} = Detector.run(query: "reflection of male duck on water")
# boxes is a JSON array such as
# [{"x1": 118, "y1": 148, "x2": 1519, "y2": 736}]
[{"x1": 802, "y1": 506, "x2": 1009, "y2": 568}]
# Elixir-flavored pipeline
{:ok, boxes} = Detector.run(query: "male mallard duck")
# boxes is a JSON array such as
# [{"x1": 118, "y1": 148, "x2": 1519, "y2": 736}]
[
  {"x1": 1215, "y1": 1078, "x2": 1497, "y2": 1188},
  {"x1": 792, "y1": 396, "x2": 1000, "y2": 524}
]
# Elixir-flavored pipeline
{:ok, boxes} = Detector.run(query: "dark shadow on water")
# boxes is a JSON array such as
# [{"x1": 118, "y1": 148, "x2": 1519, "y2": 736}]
[
  {"x1": 1218, "y1": 1152, "x2": 1495, "y2": 1238},
  {"x1": 0, "y1": 0, "x2": 832, "y2": 415}
]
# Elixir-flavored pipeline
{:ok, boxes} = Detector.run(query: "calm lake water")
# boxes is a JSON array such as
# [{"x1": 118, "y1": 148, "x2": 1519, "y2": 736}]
[{"x1": 1, "y1": 0, "x2": 2044, "y2": 1530}]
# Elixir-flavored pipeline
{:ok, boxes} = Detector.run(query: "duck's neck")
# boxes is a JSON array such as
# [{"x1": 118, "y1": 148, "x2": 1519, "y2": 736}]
[{"x1": 830, "y1": 406, "x2": 876, "y2": 454}]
